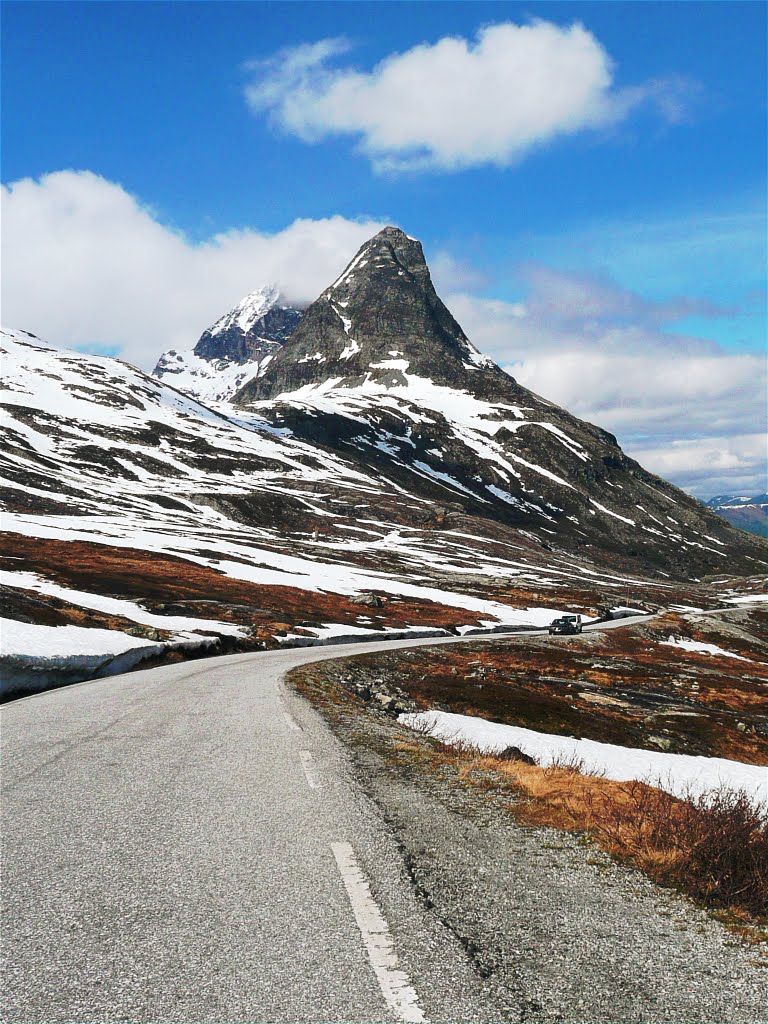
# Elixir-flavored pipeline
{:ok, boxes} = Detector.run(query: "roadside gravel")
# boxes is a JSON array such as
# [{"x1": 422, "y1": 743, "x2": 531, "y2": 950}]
[{"x1": 291, "y1": 661, "x2": 767, "y2": 1024}]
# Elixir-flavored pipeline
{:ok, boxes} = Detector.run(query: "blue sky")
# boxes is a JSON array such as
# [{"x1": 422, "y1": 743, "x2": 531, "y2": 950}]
[{"x1": 2, "y1": 1, "x2": 765, "y2": 495}]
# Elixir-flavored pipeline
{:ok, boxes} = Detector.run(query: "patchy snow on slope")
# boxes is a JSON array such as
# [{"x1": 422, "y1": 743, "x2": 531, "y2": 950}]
[
  {"x1": 0, "y1": 503, "x2": 578, "y2": 638},
  {"x1": 151, "y1": 348, "x2": 276, "y2": 405},
  {"x1": 269, "y1": 370, "x2": 582, "y2": 496},
  {"x1": 340, "y1": 340, "x2": 361, "y2": 360},
  {"x1": 399, "y1": 710, "x2": 767, "y2": 806},
  {"x1": 659, "y1": 636, "x2": 754, "y2": 662},
  {"x1": 411, "y1": 461, "x2": 485, "y2": 499},
  {"x1": 0, "y1": 571, "x2": 247, "y2": 637},
  {"x1": 589, "y1": 499, "x2": 635, "y2": 526}
]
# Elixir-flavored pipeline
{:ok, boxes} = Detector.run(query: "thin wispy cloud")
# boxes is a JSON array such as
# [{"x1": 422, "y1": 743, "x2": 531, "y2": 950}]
[
  {"x1": 244, "y1": 21, "x2": 695, "y2": 173},
  {"x1": 507, "y1": 201, "x2": 766, "y2": 310}
]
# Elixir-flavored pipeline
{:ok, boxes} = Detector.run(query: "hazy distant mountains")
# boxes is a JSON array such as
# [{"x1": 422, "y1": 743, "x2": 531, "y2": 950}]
[{"x1": 705, "y1": 494, "x2": 768, "y2": 537}]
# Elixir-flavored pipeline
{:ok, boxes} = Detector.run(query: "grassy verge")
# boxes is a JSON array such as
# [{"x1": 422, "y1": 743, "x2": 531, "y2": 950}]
[
  {"x1": 426, "y1": 738, "x2": 768, "y2": 931},
  {"x1": 292, "y1": 661, "x2": 768, "y2": 942}
]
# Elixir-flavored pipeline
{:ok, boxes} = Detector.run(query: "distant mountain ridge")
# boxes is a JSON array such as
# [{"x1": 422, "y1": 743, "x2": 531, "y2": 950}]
[
  {"x1": 153, "y1": 285, "x2": 302, "y2": 404},
  {"x1": 705, "y1": 494, "x2": 768, "y2": 538}
]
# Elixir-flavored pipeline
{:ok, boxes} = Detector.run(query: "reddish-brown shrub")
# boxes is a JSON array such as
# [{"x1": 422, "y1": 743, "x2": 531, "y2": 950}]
[{"x1": 571, "y1": 782, "x2": 768, "y2": 918}]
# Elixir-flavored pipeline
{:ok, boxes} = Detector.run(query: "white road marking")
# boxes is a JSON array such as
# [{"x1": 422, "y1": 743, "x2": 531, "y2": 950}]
[
  {"x1": 283, "y1": 710, "x2": 302, "y2": 732},
  {"x1": 332, "y1": 841, "x2": 427, "y2": 1023},
  {"x1": 299, "y1": 749, "x2": 321, "y2": 789}
]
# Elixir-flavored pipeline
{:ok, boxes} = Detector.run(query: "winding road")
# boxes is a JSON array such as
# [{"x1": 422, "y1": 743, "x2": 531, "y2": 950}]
[{"x1": 2, "y1": 618, "x2": 653, "y2": 1022}]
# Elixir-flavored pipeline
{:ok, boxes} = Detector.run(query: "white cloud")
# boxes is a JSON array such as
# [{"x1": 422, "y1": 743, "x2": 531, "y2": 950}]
[
  {"x1": 627, "y1": 435, "x2": 766, "y2": 496},
  {"x1": 245, "y1": 21, "x2": 690, "y2": 172},
  {"x1": 1, "y1": 170, "x2": 385, "y2": 368}
]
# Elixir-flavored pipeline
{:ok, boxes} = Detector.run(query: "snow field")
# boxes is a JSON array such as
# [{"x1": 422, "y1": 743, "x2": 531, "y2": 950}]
[{"x1": 399, "y1": 710, "x2": 767, "y2": 807}]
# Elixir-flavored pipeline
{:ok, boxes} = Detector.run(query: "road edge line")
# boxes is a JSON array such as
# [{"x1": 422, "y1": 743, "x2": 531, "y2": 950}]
[{"x1": 331, "y1": 840, "x2": 427, "y2": 1024}]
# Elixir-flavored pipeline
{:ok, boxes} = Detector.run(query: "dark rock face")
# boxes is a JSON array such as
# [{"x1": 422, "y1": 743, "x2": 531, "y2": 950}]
[
  {"x1": 194, "y1": 303, "x2": 302, "y2": 366},
  {"x1": 233, "y1": 226, "x2": 767, "y2": 578},
  {"x1": 152, "y1": 286, "x2": 303, "y2": 402},
  {"x1": 237, "y1": 226, "x2": 504, "y2": 397}
]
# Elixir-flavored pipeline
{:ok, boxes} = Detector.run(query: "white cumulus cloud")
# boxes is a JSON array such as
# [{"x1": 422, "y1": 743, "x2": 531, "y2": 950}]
[
  {"x1": 1, "y1": 170, "x2": 385, "y2": 367},
  {"x1": 245, "y1": 21, "x2": 690, "y2": 172}
]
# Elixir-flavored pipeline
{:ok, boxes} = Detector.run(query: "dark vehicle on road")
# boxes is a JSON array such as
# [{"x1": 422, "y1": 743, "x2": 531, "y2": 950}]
[{"x1": 548, "y1": 614, "x2": 583, "y2": 635}]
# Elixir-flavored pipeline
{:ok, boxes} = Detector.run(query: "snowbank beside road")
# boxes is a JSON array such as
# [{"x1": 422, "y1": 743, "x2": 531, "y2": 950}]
[
  {"x1": 0, "y1": 619, "x2": 218, "y2": 697},
  {"x1": 399, "y1": 709, "x2": 767, "y2": 806}
]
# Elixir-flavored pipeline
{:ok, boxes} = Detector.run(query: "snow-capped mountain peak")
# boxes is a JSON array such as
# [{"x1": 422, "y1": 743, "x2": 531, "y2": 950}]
[
  {"x1": 207, "y1": 284, "x2": 282, "y2": 338},
  {"x1": 152, "y1": 285, "x2": 302, "y2": 405}
]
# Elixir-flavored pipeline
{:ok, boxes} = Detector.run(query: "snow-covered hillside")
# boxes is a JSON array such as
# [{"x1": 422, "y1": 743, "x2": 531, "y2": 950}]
[
  {"x1": 151, "y1": 349, "x2": 275, "y2": 406},
  {"x1": 1, "y1": 326, "x2": 661, "y2": 694},
  {"x1": 153, "y1": 285, "x2": 302, "y2": 405}
]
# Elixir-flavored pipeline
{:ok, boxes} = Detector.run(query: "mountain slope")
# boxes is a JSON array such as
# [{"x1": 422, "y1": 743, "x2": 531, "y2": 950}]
[
  {"x1": 153, "y1": 285, "x2": 302, "y2": 404},
  {"x1": 235, "y1": 227, "x2": 765, "y2": 578},
  {"x1": 7, "y1": 325, "x2": 700, "y2": 694}
]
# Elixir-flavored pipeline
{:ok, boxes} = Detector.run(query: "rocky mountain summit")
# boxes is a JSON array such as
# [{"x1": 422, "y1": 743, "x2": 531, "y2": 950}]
[
  {"x1": 239, "y1": 227, "x2": 494, "y2": 398},
  {"x1": 235, "y1": 227, "x2": 765, "y2": 578},
  {"x1": 153, "y1": 285, "x2": 302, "y2": 404},
  {"x1": 194, "y1": 284, "x2": 302, "y2": 362}
]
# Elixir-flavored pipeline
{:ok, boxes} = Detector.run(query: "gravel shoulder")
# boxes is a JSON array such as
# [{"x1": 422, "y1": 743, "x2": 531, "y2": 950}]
[{"x1": 290, "y1": 659, "x2": 768, "y2": 1024}]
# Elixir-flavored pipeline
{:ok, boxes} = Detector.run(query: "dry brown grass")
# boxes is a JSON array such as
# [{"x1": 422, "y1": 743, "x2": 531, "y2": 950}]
[
  {"x1": 291, "y1": 662, "x2": 768, "y2": 929},
  {"x1": 419, "y1": 738, "x2": 768, "y2": 925},
  {"x1": 0, "y1": 531, "x2": 486, "y2": 634}
]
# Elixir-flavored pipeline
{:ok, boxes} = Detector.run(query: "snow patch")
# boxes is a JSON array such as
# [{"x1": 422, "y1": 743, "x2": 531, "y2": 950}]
[
  {"x1": 399, "y1": 710, "x2": 767, "y2": 806},
  {"x1": 659, "y1": 636, "x2": 754, "y2": 662}
]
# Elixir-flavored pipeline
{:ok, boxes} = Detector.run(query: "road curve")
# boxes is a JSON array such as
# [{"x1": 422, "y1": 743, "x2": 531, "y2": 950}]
[{"x1": 1, "y1": 620, "x2": 647, "y2": 1023}]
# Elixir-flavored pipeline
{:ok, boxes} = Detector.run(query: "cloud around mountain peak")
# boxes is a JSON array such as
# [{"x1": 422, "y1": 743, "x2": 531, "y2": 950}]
[
  {"x1": 2, "y1": 169, "x2": 762, "y2": 497},
  {"x1": 1, "y1": 170, "x2": 386, "y2": 366}
]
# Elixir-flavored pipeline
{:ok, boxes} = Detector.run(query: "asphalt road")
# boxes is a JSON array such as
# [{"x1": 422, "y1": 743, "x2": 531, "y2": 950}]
[{"x1": 1, "y1": 619, "x2": 649, "y2": 1023}]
